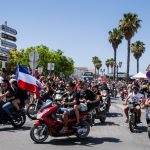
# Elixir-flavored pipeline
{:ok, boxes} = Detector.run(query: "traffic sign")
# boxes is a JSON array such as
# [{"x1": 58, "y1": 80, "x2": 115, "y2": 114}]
[
  {"x1": 29, "y1": 51, "x2": 39, "y2": 62},
  {"x1": 1, "y1": 39, "x2": 17, "y2": 49},
  {"x1": 146, "y1": 64, "x2": 150, "y2": 71},
  {"x1": 47, "y1": 63, "x2": 55, "y2": 71},
  {"x1": 29, "y1": 61, "x2": 38, "y2": 70},
  {"x1": 146, "y1": 71, "x2": 150, "y2": 78},
  {"x1": 1, "y1": 33, "x2": 17, "y2": 42},
  {"x1": 0, "y1": 55, "x2": 9, "y2": 61},
  {"x1": 0, "y1": 47, "x2": 9, "y2": 54},
  {"x1": 0, "y1": 25, "x2": 17, "y2": 35},
  {"x1": 38, "y1": 67, "x2": 43, "y2": 75}
]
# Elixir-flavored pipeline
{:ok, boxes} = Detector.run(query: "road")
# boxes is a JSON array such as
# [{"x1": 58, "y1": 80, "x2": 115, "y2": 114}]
[{"x1": 0, "y1": 97, "x2": 149, "y2": 150}]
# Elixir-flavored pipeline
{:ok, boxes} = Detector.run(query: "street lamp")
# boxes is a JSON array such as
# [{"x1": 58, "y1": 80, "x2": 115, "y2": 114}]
[
  {"x1": 116, "y1": 61, "x2": 122, "y2": 81},
  {"x1": 100, "y1": 68, "x2": 105, "y2": 77}
]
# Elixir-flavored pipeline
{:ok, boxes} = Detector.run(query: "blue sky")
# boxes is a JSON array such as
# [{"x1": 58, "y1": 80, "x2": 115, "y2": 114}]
[{"x1": 0, "y1": 0, "x2": 150, "y2": 75}]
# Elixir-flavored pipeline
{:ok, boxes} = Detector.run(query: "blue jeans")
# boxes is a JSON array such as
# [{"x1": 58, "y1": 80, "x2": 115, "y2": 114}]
[{"x1": 2, "y1": 102, "x2": 14, "y2": 116}]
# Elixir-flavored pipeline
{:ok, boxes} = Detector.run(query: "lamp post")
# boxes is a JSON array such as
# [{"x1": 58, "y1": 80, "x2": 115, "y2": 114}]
[
  {"x1": 100, "y1": 68, "x2": 105, "y2": 78},
  {"x1": 116, "y1": 61, "x2": 122, "y2": 81}
]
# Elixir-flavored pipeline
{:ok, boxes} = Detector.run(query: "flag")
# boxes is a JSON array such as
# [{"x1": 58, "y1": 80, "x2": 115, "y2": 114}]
[{"x1": 16, "y1": 65, "x2": 41, "y2": 96}]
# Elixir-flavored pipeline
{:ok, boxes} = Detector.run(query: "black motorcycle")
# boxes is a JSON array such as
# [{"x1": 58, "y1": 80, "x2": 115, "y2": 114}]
[
  {"x1": 0, "y1": 102, "x2": 26, "y2": 128},
  {"x1": 101, "y1": 90, "x2": 111, "y2": 112},
  {"x1": 146, "y1": 107, "x2": 150, "y2": 138},
  {"x1": 128, "y1": 102, "x2": 140, "y2": 132},
  {"x1": 91, "y1": 100, "x2": 107, "y2": 124}
]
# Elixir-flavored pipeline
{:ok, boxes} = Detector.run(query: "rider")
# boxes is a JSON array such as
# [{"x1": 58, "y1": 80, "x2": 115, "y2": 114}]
[
  {"x1": 71, "y1": 81, "x2": 101, "y2": 129},
  {"x1": 58, "y1": 82, "x2": 80, "y2": 134},
  {"x1": 145, "y1": 83, "x2": 150, "y2": 123},
  {"x1": 124, "y1": 84, "x2": 144, "y2": 123},
  {"x1": 0, "y1": 79, "x2": 18, "y2": 118}
]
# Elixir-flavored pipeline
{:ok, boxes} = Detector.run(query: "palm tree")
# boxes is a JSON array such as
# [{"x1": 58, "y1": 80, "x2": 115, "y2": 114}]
[
  {"x1": 119, "y1": 12, "x2": 141, "y2": 81},
  {"x1": 131, "y1": 41, "x2": 145, "y2": 73},
  {"x1": 92, "y1": 56, "x2": 99, "y2": 78},
  {"x1": 105, "y1": 59, "x2": 110, "y2": 74},
  {"x1": 108, "y1": 28, "x2": 123, "y2": 81},
  {"x1": 109, "y1": 58, "x2": 115, "y2": 74},
  {"x1": 95, "y1": 60, "x2": 102, "y2": 77}
]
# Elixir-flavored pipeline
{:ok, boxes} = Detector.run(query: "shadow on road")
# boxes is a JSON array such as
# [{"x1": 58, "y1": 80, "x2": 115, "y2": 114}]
[
  {"x1": 0, "y1": 126, "x2": 31, "y2": 132},
  {"x1": 41, "y1": 136, "x2": 122, "y2": 146},
  {"x1": 134, "y1": 125, "x2": 148, "y2": 133},
  {"x1": 94, "y1": 121, "x2": 120, "y2": 126},
  {"x1": 107, "y1": 112, "x2": 123, "y2": 117}
]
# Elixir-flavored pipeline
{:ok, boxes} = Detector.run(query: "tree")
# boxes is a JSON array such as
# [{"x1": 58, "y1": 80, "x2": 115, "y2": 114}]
[
  {"x1": 131, "y1": 41, "x2": 145, "y2": 73},
  {"x1": 95, "y1": 60, "x2": 102, "y2": 77},
  {"x1": 119, "y1": 12, "x2": 141, "y2": 81},
  {"x1": 109, "y1": 58, "x2": 115, "y2": 74},
  {"x1": 105, "y1": 59, "x2": 110, "y2": 74},
  {"x1": 92, "y1": 56, "x2": 100, "y2": 78},
  {"x1": 108, "y1": 28, "x2": 123, "y2": 81},
  {"x1": 5, "y1": 45, "x2": 74, "y2": 77}
]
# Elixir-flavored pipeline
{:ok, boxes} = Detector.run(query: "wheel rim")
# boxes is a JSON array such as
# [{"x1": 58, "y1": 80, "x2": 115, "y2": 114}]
[
  {"x1": 28, "y1": 105, "x2": 38, "y2": 118},
  {"x1": 32, "y1": 125, "x2": 48, "y2": 141},
  {"x1": 12, "y1": 114, "x2": 25, "y2": 126}
]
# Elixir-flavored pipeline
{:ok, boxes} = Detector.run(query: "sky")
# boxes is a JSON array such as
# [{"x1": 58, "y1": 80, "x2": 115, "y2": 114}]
[{"x1": 0, "y1": 0, "x2": 150, "y2": 75}]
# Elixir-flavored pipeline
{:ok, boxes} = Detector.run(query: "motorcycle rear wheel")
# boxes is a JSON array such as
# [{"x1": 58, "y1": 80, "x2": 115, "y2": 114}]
[
  {"x1": 100, "y1": 116, "x2": 106, "y2": 123},
  {"x1": 11, "y1": 113, "x2": 26, "y2": 128},
  {"x1": 30, "y1": 124, "x2": 49, "y2": 143},
  {"x1": 76, "y1": 120, "x2": 90, "y2": 139}
]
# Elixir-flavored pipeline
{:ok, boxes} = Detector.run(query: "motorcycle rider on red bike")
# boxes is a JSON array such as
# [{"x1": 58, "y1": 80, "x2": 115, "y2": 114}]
[{"x1": 58, "y1": 82, "x2": 80, "y2": 134}]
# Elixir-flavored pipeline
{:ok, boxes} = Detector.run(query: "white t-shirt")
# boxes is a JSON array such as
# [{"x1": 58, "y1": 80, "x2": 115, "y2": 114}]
[{"x1": 128, "y1": 92, "x2": 143, "y2": 103}]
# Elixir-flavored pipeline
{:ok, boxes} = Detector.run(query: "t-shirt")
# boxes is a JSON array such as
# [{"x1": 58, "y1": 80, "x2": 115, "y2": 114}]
[
  {"x1": 81, "y1": 89, "x2": 96, "y2": 101},
  {"x1": 128, "y1": 92, "x2": 143, "y2": 103},
  {"x1": 64, "y1": 90, "x2": 80, "y2": 107}
]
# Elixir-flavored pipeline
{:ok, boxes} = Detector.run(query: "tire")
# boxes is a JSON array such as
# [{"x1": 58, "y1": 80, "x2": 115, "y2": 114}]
[
  {"x1": 129, "y1": 114, "x2": 135, "y2": 132},
  {"x1": 76, "y1": 121, "x2": 90, "y2": 139},
  {"x1": 100, "y1": 117, "x2": 106, "y2": 123},
  {"x1": 11, "y1": 113, "x2": 26, "y2": 128},
  {"x1": 26, "y1": 104, "x2": 38, "y2": 120},
  {"x1": 30, "y1": 124, "x2": 49, "y2": 143},
  {"x1": 148, "y1": 127, "x2": 150, "y2": 139}
]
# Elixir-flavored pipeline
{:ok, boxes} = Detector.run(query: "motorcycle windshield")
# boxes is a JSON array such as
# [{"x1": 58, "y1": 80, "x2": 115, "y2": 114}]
[{"x1": 40, "y1": 100, "x2": 53, "y2": 110}]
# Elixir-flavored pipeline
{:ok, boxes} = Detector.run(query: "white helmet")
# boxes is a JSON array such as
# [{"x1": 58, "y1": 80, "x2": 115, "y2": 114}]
[{"x1": 9, "y1": 79, "x2": 17, "y2": 84}]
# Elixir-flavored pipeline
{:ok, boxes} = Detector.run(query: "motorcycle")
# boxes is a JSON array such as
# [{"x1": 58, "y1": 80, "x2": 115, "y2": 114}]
[
  {"x1": 112, "y1": 87, "x2": 117, "y2": 98},
  {"x1": 0, "y1": 102, "x2": 26, "y2": 128},
  {"x1": 146, "y1": 106, "x2": 150, "y2": 138},
  {"x1": 120, "y1": 88, "x2": 128, "y2": 101},
  {"x1": 91, "y1": 100, "x2": 107, "y2": 124},
  {"x1": 128, "y1": 102, "x2": 140, "y2": 132},
  {"x1": 101, "y1": 90, "x2": 111, "y2": 112},
  {"x1": 26, "y1": 94, "x2": 45, "y2": 120},
  {"x1": 30, "y1": 100, "x2": 91, "y2": 143}
]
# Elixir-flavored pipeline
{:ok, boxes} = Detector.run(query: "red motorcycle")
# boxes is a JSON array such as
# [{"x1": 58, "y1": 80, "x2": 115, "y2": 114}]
[
  {"x1": 119, "y1": 88, "x2": 128, "y2": 101},
  {"x1": 30, "y1": 100, "x2": 91, "y2": 143}
]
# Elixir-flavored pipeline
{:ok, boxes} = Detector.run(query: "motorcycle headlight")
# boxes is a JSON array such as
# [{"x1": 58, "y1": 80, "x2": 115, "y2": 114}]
[
  {"x1": 36, "y1": 109, "x2": 49, "y2": 119},
  {"x1": 36, "y1": 113, "x2": 43, "y2": 119}
]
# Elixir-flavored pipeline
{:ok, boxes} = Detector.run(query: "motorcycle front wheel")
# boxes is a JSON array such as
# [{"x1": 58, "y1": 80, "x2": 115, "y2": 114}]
[
  {"x1": 129, "y1": 114, "x2": 136, "y2": 132},
  {"x1": 26, "y1": 104, "x2": 38, "y2": 120},
  {"x1": 30, "y1": 124, "x2": 49, "y2": 143},
  {"x1": 148, "y1": 127, "x2": 150, "y2": 139}
]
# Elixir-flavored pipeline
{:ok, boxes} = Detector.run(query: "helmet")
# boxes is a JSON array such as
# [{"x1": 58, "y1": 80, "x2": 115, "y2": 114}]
[{"x1": 9, "y1": 79, "x2": 17, "y2": 84}]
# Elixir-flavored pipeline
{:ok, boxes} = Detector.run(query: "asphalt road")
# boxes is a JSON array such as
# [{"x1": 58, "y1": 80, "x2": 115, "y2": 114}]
[{"x1": 0, "y1": 97, "x2": 149, "y2": 150}]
